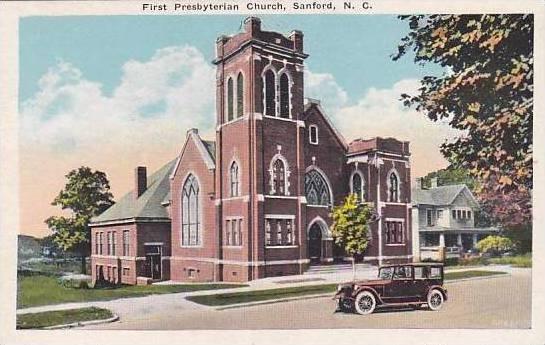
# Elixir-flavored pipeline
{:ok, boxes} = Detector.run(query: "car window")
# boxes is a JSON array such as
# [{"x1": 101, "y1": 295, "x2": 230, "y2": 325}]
[
  {"x1": 379, "y1": 267, "x2": 393, "y2": 279},
  {"x1": 414, "y1": 266, "x2": 426, "y2": 279},
  {"x1": 429, "y1": 267, "x2": 442, "y2": 279},
  {"x1": 393, "y1": 266, "x2": 413, "y2": 279}
]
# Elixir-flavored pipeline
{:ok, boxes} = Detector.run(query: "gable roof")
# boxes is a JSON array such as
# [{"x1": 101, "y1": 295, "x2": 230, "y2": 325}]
[
  {"x1": 170, "y1": 129, "x2": 215, "y2": 179},
  {"x1": 303, "y1": 99, "x2": 348, "y2": 151},
  {"x1": 91, "y1": 159, "x2": 176, "y2": 225},
  {"x1": 412, "y1": 184, "x2": 478, "y2": 207}
]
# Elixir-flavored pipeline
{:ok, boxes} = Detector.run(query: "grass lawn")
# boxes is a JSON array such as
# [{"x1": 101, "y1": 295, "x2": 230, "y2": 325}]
[
  {"x1": 489, "y1": 254, "x2": 532, "y2": 268},
  {"x1": 186, "y1": 284, "x2": 338, "y2": 306},
  {"x1": 444, "y1": 270, "x2": 506, "y2": 280},
  {"x1": 17, "y1": 307, "x2": 113, "y2": 329},
  {"x1": 17, "y1": 274, "x2": 248, "y2": 308}
]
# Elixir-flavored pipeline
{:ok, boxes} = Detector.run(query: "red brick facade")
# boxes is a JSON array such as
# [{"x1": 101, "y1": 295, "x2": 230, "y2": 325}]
[{"x1": 90, "y1": 17, "x2": 412, "y2": 284}]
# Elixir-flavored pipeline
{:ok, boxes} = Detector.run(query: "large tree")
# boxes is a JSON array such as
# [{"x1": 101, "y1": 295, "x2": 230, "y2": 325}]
[
  {"x1": 393, "y1": 15, "x2": 533, "y2": 194},
  {"x1": 45, "y1": 167, "x2": 114, "y2": 274},
  {"x1": 330, "y1": 194, "x2": 375, "y2": 280}
]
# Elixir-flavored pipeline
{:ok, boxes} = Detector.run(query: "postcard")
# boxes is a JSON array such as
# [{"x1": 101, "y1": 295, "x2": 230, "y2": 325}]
[{"x1": 0, "y1": 1, "x2": 544, "y2": 344}]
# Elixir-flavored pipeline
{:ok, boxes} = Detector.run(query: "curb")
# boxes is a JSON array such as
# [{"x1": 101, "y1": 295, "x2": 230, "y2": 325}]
[
  {"x1": 43, "y1": 314, "x2": 119, "y2": 330},
  {"x1": 445, "y1": 272, "x2": 510, "y2": 284},
  {"x1": 214, "y1": 293, "x2": 332, "y2": 311}
]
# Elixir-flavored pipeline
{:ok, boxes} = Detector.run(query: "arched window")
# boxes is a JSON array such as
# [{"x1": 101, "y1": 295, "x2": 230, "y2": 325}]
[
  {"x1": 272, "y1": 159, "x2": 286, "y2": 195},
  {"x1": 264, "y1": 69, "x2": 276, "y2": 116},
  {"x1": 351, "y1": 172, "x2": 364, "y2": 202},
  {"x1": 182, "y1": 174, "x2": 200, "y2": 246},
  {"x1": 236, "y1": 73, "x2": 244, "y2": 118},
  {"x1": 230, "y1": 161, "x2": 240, "y2": 197},
  {"x1": 226, "y1": 77, "x2": 234, "y2": 122},
  {"x1": 388, "y1": 171, "x2": 400, "y2": 202},
  {"x1": 279, "y1": 73, "x2": 290, "y2": 118},
  {"x1": 305, "y1": 170, "x2": 331, "y2": 206}
]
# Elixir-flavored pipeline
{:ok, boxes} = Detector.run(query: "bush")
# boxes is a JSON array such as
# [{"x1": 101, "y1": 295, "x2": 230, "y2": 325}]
[
  {"x1": 57, "y1": 275, "x2": 91, "y2": 289},
  {"x1": 476, "y1": 236, "x2": 514, "y2": 256}
]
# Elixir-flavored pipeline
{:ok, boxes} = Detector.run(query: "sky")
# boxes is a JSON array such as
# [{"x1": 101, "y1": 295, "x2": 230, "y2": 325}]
[{"x1": 19, "y1": 15, "x2": 459, "y2": 238}]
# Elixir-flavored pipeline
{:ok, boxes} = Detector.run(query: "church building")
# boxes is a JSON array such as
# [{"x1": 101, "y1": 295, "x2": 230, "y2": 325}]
[{"x1": 89, "y1": 17, "x2": 413, "y2": 284}]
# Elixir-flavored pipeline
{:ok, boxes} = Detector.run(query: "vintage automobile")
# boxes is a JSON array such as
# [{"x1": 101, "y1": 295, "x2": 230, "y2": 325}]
[{"x1": 334, "y1": 263, "x2": 448, "y2": 315}]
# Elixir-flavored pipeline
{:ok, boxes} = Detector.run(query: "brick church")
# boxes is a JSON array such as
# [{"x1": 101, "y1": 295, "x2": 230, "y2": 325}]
[{"x1": 90, "y1": 17, "x2": 412, "y2": 285}]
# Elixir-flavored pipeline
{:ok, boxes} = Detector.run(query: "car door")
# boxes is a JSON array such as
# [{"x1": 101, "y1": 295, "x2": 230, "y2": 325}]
[
  {"x1": 411, "y1": 266, "x2": 429, "y2": 301},
  {"x1": 384, "y1": 266, "x2": 416, "y2": 303}
]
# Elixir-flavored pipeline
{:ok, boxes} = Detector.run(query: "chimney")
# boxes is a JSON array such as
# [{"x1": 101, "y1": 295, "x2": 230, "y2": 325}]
[
  {"x1": 430, "y1": 177, "x2": 439, "y2": 188},
  {"x1": 135, "y1": 166, "x2": 147, "y2": 198},
  {"x1": 244, "y1": 17, "x2": 261, "y2": 36},
  {"x1": 415, "y1": 177, "x2": 425, "y2": 190},
  {"x1": 289, "y1": 30, "x2": 304, "y2": 53}
]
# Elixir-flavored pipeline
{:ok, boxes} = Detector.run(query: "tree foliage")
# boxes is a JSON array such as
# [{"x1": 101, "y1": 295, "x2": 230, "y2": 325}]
[
  {"x1": 45, "y1": 167, "x2": 114, "y2": 271},
  {"x1": 476, "y1": 235, "x2": 514, "y2": 255},
  {"x1": 422, "y1": 167, "x2": 477, "y2": 191},
  {"x1": 393, "y1": 15, "x2": 533, "y2": 193},
  {"x1": 330, "y1": 194, "x2": 374, "y2": 257}
]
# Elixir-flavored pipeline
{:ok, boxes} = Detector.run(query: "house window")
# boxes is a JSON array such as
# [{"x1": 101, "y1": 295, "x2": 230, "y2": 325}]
[
  {"x1": 467, "y1": 210, "x2": 472, "y2": 219},
  {"x1": 452, "y1": 210, "x2": 456, "y2": 219},
  {"x1": 457, "y1": 210, "x2": 462, "y2": 219},
  {"x1": 271, "y1": 158, "x2": 286, "y2": 195},
  {"x1": 95, "y1": 232, "x2": 99, "y2": 254},
  {"x1": 426, "y1": 209, "x2": 434, "y2": 227},
  {"x1": 265, "y1": 220, "x2": 272, "y2": 245},
  {"x1": 236, "y1": 72, "x2": 244, "y2": 118},
  {"x1": 123, "y1": 230, "x2": 130, "y2": 256},
  {"x1": 107, "y1": 232, "x2": 112, "y2": 255},
  {"x1": 236, "y1": 219, "x2": 242, "y2": 246},
  {"x1": 385, "y1": 221, "x2": 404, "y2": 244},
  {"x1": 265, "y1": 218, "x2": 296, "y2": 246},
  {"x1": 181, "y1": 174, "x2": 201, "y2": 246},
  {"x1": 437, "y1": 209, "x2": 443, "y2": 219},
  {"x1": 230, "y1": 161, "x2": 240, "y2": 197},
  {"x1": 286, "y1": 219, "x2": 293, "y2": 245},
  {"x1": 264, "y1": 69, "x2": 276, "y2": 116},
  {"x1": 279, "y1": 73, "x2": 290, "y2": 118},
  {"x1": 226, "y1": 77, "x2": 234, "y2": 122},
  {"x1": 99, "y1": 232, "x2": 103, "y2": 255},
  {"x1": 225, "y1": 220, "x2": 231, "y2": 246},
  {"x1": 305, "y1": 169, "x2": 331, "y2": 206},
  {"x1": 351, "y1": 171, "x2": 364, "y2": 202},
  {"x1": 112, "y1": 231, "x2": 117, "y2": 256},
  {"x1": 309, "y1": 125, "x2": 318, "y2": 145},
  {"x1": 123, "y1": 268, "x2": 130, "y2": 276},
  {"x1": 276, "y1": 221, "x2": 283, "y2": 244},
  {"x1": 388, "y1": 171, "x2": 400, "y2": 202}
]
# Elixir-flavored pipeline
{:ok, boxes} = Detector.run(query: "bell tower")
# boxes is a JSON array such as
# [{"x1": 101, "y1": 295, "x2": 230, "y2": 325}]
[{"x1": 213, "y1": 17, "x2": 309, "y2": 280}]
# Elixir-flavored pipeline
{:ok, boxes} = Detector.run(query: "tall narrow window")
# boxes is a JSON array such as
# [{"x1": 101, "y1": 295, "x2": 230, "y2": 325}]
[
  {"x1": 95, "y1": 232, "x2": 99, "y2": 255},
  {"x1": 264, "y1": 70, "x2": 276, "y2": 116},
  {"x1": 276, "y1": 220, "x2": 283, "y2": 245},
  {"x1": 107, "y1": 232, "x2": 111, "y2": 255},
  {"x1": 227, "y1": 77, "x2": 234, "y2": 122},
  {"x1": 272, "y1": 159, "x2": 286, "y2": 195},
  {"x1": 230, "y1": 161, "x2": 239, "y2": 197},
  {"x1": 309, "y1": 125, "x2": 318, "y2": 144},
  {"x1": 225, "y1": 220, "x2": 231, "y2": 246},
  {"x1": 237, "y1": 72, "x2": 244, "y2": 118},
  {"x1": 279, "y1": 73, "x2": 290, "y2": 118},
  {"x1": 112, "y1": 232, "x2": 117, "y2": 256},
  {"x1": 388, "y1": 171, "x2": 399, "y2": 202},
  {"x1": 99, "y1": 232, "x2": 103, "y2": 255},
  {"x1": 123, "y1": 230, "x2": 130, "y2": 256},
  {"x1": 233, "y1": 219, "x2": 239, "y2": 245},
  {"x1": 182, "y1": 174, "x2": 200, "y2": 246},
  {"x1": 238, "y1": 219, "x2": 243, "y2": 246},
  {"x1": 351, "y1": 172, "x2": 363, "y2": 202},
  {"x1": 265, "y1": 220, "x2": 272, "y2": 245},
  {"x1": 286, "y1": 220, "x2": 293, "y2": 245}
]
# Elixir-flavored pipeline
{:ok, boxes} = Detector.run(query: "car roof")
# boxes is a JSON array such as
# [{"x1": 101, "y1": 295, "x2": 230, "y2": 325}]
[{"x1": 379, "y1": 262, "x2": 444, "y2": 268}]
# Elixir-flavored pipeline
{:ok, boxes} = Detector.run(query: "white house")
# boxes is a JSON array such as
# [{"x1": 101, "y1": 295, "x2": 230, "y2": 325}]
[{"x1": 411, "y1": 177, "x2": 499, "y2": 261}]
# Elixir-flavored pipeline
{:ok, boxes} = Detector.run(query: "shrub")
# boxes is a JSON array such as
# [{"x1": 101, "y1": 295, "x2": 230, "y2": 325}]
[
  {"x1": 476, "y1": 236, "x2": 515, "y2": 256},
  {"x1": 57, "y1": 275, "x2": 91, "y2": 289}
]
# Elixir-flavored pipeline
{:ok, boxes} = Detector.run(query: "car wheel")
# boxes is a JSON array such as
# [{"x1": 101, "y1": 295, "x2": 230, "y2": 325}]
[
  {"x1": 427, "y1": 289, "x2": 444, "y2": 311},
  {"x1": 354, "y1": 291, "x2": 376, "y2": 315}
]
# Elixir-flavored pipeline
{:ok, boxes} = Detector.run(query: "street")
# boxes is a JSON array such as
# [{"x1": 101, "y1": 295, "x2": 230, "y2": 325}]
[{"x1": 86, "y1": 268, "x2": 531, "y2": 330}]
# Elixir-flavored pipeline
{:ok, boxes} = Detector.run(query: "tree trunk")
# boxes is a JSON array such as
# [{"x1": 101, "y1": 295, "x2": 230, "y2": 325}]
[
  {"x1": 81, "y1": 255, "x2": 87, "y2": 275},
  {"x1": 352, "y1": 255, "x2": 356, "y2": 281}
]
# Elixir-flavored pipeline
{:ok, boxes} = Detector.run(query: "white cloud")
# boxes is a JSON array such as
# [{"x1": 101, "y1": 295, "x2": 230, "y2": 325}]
[{"x1": 305, "y1": 70, "x2": 349, "y2": 114}]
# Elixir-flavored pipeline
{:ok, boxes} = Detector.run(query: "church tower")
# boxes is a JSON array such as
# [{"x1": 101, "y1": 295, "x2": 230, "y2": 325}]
[{"x1": 213, "y1": 17, "x2": 309, "y2": 280}]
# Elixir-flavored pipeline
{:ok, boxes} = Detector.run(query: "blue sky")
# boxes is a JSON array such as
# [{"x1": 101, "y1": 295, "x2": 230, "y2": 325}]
[{"x1": 20, "y1": 15, "x2": 438, "y2": 103}]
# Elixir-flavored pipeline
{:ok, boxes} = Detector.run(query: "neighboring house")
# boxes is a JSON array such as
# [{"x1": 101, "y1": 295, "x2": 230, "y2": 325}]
[
  {"x1": 89, "y1": 17, "x2": 413, "y2": 285},
  {"x1": 411, "y1": 177, "x2": 499, "y2": 261}
]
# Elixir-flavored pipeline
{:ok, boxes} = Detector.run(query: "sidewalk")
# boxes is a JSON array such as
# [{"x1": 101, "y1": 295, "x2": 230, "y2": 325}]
[{"x1": 16, "y1": 264, "x2": 515, "y2": 319}]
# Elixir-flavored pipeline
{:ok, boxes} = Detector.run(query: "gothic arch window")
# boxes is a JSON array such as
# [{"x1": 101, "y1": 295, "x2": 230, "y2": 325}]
[
  {"x1": 236, "y1": 72, "x2": 244, "y2": 118},
  {"x1": 305, "y1": 169, "x2": 331, "y2": 206},
  {"x1": 272, "y1": 159, "x2": 286, "y2": 195},
  {"x1": 181, "y1": 174, "x2": 201, "y2": 246},
  {"x1": 279, "y1": 72, "x2": 290, "y2": 118},
  {"x1": 226, "y1": 77, "x2": 234, "y2": 122},
  {"x1": 387, "y1": 169, "x2": 400, "y2": 202},
  {"x1": 230, "y1": 161, "x2": 240, "y2": 197},
  {"x1": 351, "y1": 171, "x2": 364, "y2": 202},
  {"x1": 263, "y1": 69, "x2": 276, "y2": 116}
]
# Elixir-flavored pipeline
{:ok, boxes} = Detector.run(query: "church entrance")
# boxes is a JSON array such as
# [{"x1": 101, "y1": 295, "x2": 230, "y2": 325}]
[{"x1": 308, "y1": 223, "x2": 322, "y2": 265}]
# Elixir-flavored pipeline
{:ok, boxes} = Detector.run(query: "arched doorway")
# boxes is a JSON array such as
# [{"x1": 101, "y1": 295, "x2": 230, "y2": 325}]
[{"x1": 308, "y1": 223, "x2": 323, "y2": 265}]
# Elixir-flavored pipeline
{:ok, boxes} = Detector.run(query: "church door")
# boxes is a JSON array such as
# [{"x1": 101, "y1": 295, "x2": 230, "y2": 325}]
[{"x1": 308, "y1": 224, "x2": 322, "y2": 265}]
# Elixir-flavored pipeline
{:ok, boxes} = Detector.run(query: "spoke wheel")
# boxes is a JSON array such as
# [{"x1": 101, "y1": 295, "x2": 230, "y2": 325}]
[
  {"x1": 427, "y1": 289, "x2": 444, "y2": 311},
  {"x1": 354, "y1": 291, "x2": 376, "y2": 315}
]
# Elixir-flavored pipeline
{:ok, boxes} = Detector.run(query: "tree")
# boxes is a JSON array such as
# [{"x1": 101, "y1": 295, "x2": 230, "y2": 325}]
[
  {"x1": 422, "y1": 167, "x2": 477, "y2": 191},
  {"x1": 393, "y1": 15, "x2": 533, "y2": 194},
  {"x1": 45, "y1": 167, "x2": 114, "y2": 274},
  {"x1": 476, "y1": 235, "x2": 514, "y2": 256},
  {"x1": 330, "y1": 194, "x2": 375, "y2": 280}
]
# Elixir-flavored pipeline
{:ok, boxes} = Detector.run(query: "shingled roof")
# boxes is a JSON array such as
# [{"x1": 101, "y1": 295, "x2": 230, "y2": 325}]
[
  {"x1": 91, "y1": 159, "x2": 176, "y2": 225},
  {"x1": 412, "y1": 184, "x2": 477, "y2": 207}
]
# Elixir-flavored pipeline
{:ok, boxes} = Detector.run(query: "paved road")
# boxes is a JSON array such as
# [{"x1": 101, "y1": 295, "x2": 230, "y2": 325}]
[{"x1": 87, "y1": 268, "x2": 531, "y2": 330}]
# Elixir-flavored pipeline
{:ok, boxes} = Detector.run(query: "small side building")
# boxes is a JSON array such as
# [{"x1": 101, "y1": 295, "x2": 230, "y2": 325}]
[{"x1": 411, "y1": 177, "x2": 499, "y2": 261}]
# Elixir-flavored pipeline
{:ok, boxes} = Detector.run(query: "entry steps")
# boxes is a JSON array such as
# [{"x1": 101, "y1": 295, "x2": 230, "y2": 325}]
[{"x1": 304, "y1": 263, "x2": 374, "y2": 275}]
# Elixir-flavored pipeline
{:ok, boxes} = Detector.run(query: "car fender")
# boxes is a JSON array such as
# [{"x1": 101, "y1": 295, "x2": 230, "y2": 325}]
[
  {"x1": 426, "y1": 285, "x2": 448, "y2": 301},
  {"x1": 353, "y1": 286, "x2": 384, "y2": 304}
]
